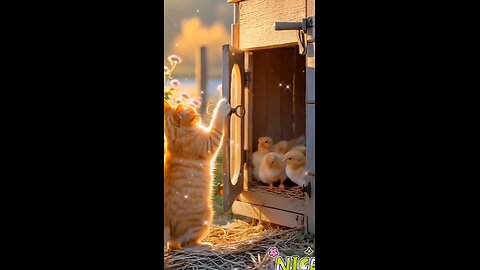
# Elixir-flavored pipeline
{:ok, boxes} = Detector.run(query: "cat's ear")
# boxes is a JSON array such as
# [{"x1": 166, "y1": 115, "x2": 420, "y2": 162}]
[
  {"x1": 175, "y1": 104, "x2": 187, "y2": 119},
  {"x1": 164, "y1": 100, "x2": 172, "y2": 112}
]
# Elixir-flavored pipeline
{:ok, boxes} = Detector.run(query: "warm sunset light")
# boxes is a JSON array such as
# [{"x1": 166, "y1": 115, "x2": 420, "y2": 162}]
[{"x1": 164, "y1": 0, "x2": 316, "y2": 268}]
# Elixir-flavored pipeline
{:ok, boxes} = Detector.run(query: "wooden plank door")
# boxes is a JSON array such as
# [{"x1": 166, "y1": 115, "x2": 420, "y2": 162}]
[
  {"x1": 305, "y1": 0, "x2": 316, "y2": 235},
  {"x1": 222, "y1": 44, "x2": 246, "y2": 212}
]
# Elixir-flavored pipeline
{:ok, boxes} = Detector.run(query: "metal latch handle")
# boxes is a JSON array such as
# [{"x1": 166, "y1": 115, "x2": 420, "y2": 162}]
[
  {"x1": 273, "y1": 22, "x2": 306, "y2": 31},
  {"x1": 230, "y1": 105, "x2": 245, "y2": 118},
  {"x1": 273, "y1": 18, "x2": 313, "y2": 55}
]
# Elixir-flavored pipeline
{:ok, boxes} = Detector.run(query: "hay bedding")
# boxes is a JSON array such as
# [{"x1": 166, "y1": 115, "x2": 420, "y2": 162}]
[
  {"x1": 164, "y1": 219, "x2": 314, "y2": 270},
  {"x1": 249, "y1": 180, "x2": 306, "y2": 200}
]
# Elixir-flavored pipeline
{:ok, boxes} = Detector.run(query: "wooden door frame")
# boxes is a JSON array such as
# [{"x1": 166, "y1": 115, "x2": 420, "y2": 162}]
[{"x1": 305, "y1": 0, "x2": 316, "y2": 235}]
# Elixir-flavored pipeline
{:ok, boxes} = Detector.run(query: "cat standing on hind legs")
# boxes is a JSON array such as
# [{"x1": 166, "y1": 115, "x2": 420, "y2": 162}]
[{"x1": 164, "y1": 98, "x2": 231, "y2": 250}]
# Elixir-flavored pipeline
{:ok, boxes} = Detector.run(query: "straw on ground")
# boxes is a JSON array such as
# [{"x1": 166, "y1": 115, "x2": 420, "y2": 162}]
[{"x1": 164, "y1": 219, "x2": 315, "y2": 270}]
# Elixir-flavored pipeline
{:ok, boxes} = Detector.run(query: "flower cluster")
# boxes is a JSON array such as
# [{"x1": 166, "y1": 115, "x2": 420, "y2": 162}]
[
  {"x1": 172, "y1": 91, "x2": 202, "y2": 108},
  {"x1": 164, "y1": 54, "x2": 182, "y2": 102},
  {"x1": 164, "y1": 54, "x2": 201, "y2": 110}
]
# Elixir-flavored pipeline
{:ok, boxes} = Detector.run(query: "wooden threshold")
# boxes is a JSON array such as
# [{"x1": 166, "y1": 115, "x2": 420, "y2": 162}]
[
  {"x1": 232, "y1": 201, "x2": 304, "y2": 228},
  {"x1": 238, "y1": 190, "x2": 305, "y2": 214}
]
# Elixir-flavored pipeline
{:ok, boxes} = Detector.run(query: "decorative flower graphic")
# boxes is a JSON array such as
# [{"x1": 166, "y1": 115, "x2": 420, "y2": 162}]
[
  {"x1": 304, "y1": 247, "x2": 314, "y2": 256},
  {"x1": 267, "y1": 246, "x2": 279, "y2": 257}
]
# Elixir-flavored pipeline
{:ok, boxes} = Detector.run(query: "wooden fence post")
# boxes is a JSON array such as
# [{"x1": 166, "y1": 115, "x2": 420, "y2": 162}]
[{"x1": 196, "y1": 46, "x2": 207, "y2": 114}]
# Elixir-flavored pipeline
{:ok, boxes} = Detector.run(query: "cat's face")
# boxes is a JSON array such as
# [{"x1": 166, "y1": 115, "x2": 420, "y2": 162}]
[{"x1": 165, "y1": 101, "x2": 201, "y2": 127}]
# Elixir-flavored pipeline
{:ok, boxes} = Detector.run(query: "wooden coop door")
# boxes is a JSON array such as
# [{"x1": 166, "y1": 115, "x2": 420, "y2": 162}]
[{"x1": 222, "y1": 44, "x2": 246, "y2": 212}]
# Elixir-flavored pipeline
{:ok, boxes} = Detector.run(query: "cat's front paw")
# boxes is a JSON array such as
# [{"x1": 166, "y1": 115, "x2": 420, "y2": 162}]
[{"x1": 217, "y1": 99, "x2": 231, "y2": 118}]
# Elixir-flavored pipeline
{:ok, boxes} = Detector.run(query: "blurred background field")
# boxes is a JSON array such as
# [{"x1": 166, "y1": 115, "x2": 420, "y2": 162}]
[{"x1": 164, "y1": 0, "x2": 231, "y2": 77}]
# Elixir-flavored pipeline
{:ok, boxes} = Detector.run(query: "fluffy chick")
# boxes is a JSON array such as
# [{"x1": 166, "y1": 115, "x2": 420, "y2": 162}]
[
  {"x1": 252, "y1": 137, "x2": 274, "y2": 180},
  {"x1": 283, "y1": 150, "x2": 307, "y2": 188},
  {"x1": 290, "y1": 135, "x2": 306, "y2": 149},
  {"x1": 273, "y1": 140, "x2": 288, "y2": 154},
  {"x1": 273, "y1": 135, "x2": 306, "y2": 154},
  {"x1": 259, "y1": 152, "x2": 287, "y2": 189},
  {"x1": 290, "y1": 145, "x2": 306, "y2": 155}
]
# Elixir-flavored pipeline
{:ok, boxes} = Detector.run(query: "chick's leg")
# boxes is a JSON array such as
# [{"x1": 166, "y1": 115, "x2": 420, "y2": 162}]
[
  {"x1": 279, "y1": 181, "x2": 286, "y2": 190},
  {"x1": 278, "y1": 177, "x2": 287, "y2": 190}
]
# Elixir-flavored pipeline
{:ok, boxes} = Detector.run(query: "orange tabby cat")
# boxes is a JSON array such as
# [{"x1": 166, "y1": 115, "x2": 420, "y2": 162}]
[{"x1": 164, "y1": 99, "x2": 230, "y2": 250}]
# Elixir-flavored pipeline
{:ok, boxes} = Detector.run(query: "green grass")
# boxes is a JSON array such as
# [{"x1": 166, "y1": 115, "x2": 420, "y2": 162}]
[
  {"x1": 212, "y1": 153, "x2": 234, "y2": 225},
  {"x1": 282, "y1": 230, "x2": 316, "y2": 257}
]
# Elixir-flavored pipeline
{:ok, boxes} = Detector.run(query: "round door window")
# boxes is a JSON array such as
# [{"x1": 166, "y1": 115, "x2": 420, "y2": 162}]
[{"x1": 230, "y1": 64, "x2": 242, "y2": 186}]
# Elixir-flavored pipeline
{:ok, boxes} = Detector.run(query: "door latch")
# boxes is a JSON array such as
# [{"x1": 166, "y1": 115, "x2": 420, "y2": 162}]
[
  {"x1": 274, "y1": 17, "x2": 314, "y2": 55},
  {"x1": 230, "y1": 105, "x2": 245, "y2": 118},
  {"x1": 302, "y1": 181, "x2": 312, "y2": 197}
]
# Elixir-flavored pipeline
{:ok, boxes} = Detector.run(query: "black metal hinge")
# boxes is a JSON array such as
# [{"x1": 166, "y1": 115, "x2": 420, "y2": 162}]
[
  {"x1": 244, "y1": 71, "x2": 251, "y2": 84},
  {"x1": 302, "y1": 182, "x2": 312, "y2": 197}
]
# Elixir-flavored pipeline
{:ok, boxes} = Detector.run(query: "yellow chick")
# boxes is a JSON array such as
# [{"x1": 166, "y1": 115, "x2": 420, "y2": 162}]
[
  {"x1": 273, "y1": 140, "x2": 288, "y2": 154},
  {"x1": 290, "y1": 145, "x2": 306, "y2": 155},
  {"x1": 273, "y1": 135, "x2": 306, "y2": 154},
  {"x1": 283, "y1": 150, "x2": 307, "y2": 188},
  {"x1": 252, "y1": 137, "x2": 274, "y2": 180},
  {"x1": 259, "y1": 152, "x2": 288, "y2": 189}
]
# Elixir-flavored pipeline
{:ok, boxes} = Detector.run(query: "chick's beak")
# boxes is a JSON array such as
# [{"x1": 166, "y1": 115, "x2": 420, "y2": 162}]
[{"x1": 282, "y1": 158, "x2": 287, "y2": 163}]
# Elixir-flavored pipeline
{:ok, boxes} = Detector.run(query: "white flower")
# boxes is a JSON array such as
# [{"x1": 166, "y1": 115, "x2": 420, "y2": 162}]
[
  {"x1": 170, "y1": 79, "x2": 180, "y2": 87},
  {"x1": 191, "y1": 98, "x2": 201, "y2": 106},
  {"x1": 168, "y1": 54, "x2": 182, "y2": 65}
]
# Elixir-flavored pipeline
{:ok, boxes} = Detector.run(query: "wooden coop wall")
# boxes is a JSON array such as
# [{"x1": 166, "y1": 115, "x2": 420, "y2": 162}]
[
  {"x1": 251, "y1": 47, "x2": 306, "y2": 146},
  {"x1": 239, "y1": 0, "x2": 306, "y2": 50}
]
